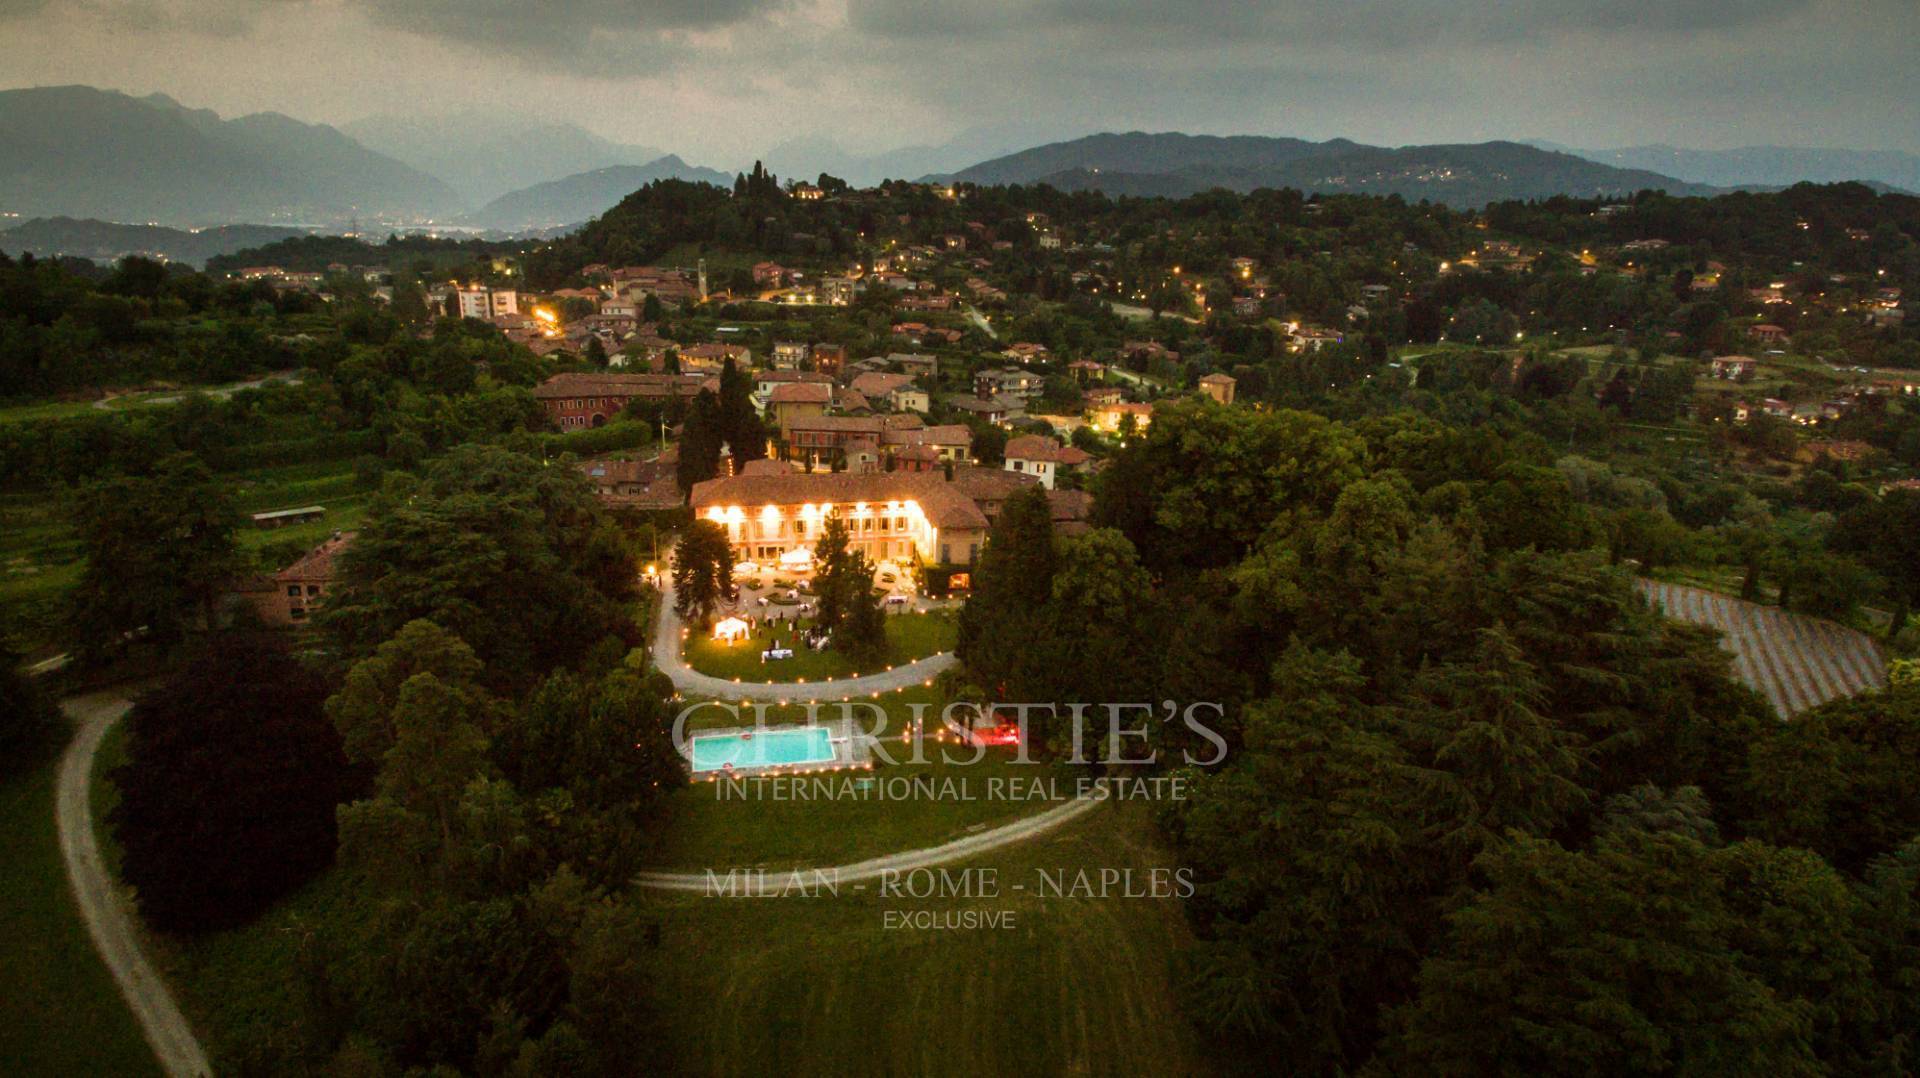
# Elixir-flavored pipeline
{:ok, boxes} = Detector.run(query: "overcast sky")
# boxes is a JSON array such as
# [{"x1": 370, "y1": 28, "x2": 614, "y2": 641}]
[{"x1": 2, "y1": 0, "x2": 1916, "y2": 166}]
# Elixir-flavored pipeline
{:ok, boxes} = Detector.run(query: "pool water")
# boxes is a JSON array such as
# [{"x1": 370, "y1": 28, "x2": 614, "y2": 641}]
[{"x1": 690, "y1": 726, "x2": 835, "y2": 772}]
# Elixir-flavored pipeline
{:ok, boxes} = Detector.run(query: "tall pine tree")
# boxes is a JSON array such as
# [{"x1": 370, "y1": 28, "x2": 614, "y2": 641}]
[
  {"x1": 956, "y1": 485, "x2": 1058, "y2": 696},
  {"x1": 676, "y1": 388, "x2": 724, "y2": 495},
  {"x1": 717, "y1": 357, "x2": 767, "y2": 474}
]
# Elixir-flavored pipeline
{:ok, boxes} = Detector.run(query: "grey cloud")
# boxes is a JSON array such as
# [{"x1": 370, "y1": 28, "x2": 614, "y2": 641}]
[
  {"x1": 0, "y1": 0, "x2": 305, "y2": 37},
  {"x1": 349, "y1": 0, "x2": 788, "y2": 60},
  {"x1": 850, "y1": 0, "x2": 1816, "y2": 47}
]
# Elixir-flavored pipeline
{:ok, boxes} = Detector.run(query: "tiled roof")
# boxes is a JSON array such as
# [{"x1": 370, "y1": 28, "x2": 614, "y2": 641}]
[
  {"x1": 884, "y1": 423, "x2": 971, "y2": 448},
  {"x1": 534, "y1": 372, "x2": 706, "y2": 399},
  {"x1": 579, "y1": 458, "x2": 660, "y2": 484},
  {"x1": 1005, "y1": 435, "x2": 1089, "y2": 465},
  {"x1": 947, "y1": 465, "x2": 1039, "y2": 501},
  {"x1": 276, "y1": 532, "x2": 355, "y2": 583},
  {"x1": 756, "y1": 370, "x2": 833, "y2": 385},
  {"x1": 851, "y1": 372, "x2": 915, "y2": 397},
  {"x1": 787, "y1": 415, "x2": 889, "y2": 435},
  {"x1": 770, "y1": 382, "x2": 833, "y2": 405},
  {"x1": 1047, "y1": 489, "x2": 1094, "y2": 531}
]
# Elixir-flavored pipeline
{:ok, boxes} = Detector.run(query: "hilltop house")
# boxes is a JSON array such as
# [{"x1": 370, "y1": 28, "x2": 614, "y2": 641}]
[
  {"x1": 1003, "y1": 435, "x2": 1090, "y2": 490},
  {"x1": 1197, "y1": 372, "x2": 1237, "y2": 404},
  {"x1": 273, "y1": 532, "x2": 354, "y2": 625},
  {"x1": 577, "y1": 457, "x2": 682, "y2": 511},
  {"x1": 1710, "y1": 355, "x2": 1758, "y2": 380},
  {"x1": 1088, "y1": 401, "x2": 1154, "y2": 435},
  {"x1": 767, "y1": 381, "x2": 833, "y2": 436}
]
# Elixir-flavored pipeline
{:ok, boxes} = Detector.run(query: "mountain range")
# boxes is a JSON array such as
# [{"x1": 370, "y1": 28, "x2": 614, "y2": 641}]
[
  {"x1": 5, "y1": 84, "x2": 1917, "y2": 261},
  {"x1": 459, "y1": 157, "x2": 735, "y2": 231},
  {"x1": 0, "y1": 86, "x2": 457, "y2": 227},
  {"x1": 0, "y1": 217, "x2": 307, "y2": 267},
  {"x1": 341, "y1": 113, "x2": 669, "y2": 206},
  {"x1": 936, "y1": 132, "x2": 1722, "y2": 206},
  {"x1": 1527, "y1": 141, "x2": 1920, "y2": 193},
  {"x1": 762, "y1": 123, "x2": 1066, "y2": 189}
]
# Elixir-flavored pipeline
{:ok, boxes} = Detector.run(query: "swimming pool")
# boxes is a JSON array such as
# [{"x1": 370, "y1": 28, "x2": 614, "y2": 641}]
[{"x1": 690, "y1": 726, "x2": 836, "y2": 773}]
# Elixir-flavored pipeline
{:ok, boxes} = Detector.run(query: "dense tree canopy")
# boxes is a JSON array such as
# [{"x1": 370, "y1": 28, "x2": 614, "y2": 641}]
[
  {"x1": 322, "y1": 445, "x2": 638, "y2": 689},
  {"x1": 69, "y1": 452, "x2": 240, "y2": 662},
  {"x1": 671, "y1": 520, "x2": 735, "y2": 631},
  {"x1": 110, "y1": 631, "x2": 352, "y2": 931}
]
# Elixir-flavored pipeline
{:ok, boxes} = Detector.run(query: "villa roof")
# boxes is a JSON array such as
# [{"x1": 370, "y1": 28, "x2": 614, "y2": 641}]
[{"x1": 690, "y1": 472, "x2": 989, "y2": 530}]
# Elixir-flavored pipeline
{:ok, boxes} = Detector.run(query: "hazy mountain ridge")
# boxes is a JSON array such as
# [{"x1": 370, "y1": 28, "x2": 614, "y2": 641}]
[
  {"x1": 0, "y1": 216, "x2": 308, "y2": 267},
  {"x1": 764, "y1": 123, "x2": 1066, "y2": 188},
  {"x1": 942, "y1": 131, "x2": 1350, "y2": 185},
  {"x1": 1529, "y1": 140, "x2": 1920, "y2": 193},
  {"x1": 0, "y1": 86, "x2": 458, "y2": 226},
  {"x1": 462, "y1": 157, "x2": 735, "y2": 231},
  {"x1": 945, "y1": 132, "x2": 1720, "y2": 206},
  {"x1": 342, "y1": 113, "x2": 668, "y2": 205}
]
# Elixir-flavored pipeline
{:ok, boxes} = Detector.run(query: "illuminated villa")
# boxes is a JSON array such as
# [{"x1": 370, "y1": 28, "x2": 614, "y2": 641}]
[{"x1": 689, "y1": 472, "x2": 993, "y2": 567}]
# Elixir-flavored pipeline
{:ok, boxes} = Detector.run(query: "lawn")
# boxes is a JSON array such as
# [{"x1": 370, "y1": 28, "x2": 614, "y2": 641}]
[
  {"x1": 104, "y1": 683, "x2": 1195, "y2": 1074},
  {"x1": 682, "y1": 610, "x2": 957, "y2": 683},
  {"x1": 653, "y1": 685, "x2": 1078, "y2": 870},
  {"x1": 638, "y1": 800, "x2": 1211, "y2": 1076},
  {"x1": 0, "y1": 737, "x2": 158, "y2": 1077}
]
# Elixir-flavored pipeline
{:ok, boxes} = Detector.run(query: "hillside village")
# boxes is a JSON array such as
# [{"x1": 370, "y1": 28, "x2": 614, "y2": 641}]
[{"x1": 6, "y1": 168, "x2": 1920, "y2": 1077}]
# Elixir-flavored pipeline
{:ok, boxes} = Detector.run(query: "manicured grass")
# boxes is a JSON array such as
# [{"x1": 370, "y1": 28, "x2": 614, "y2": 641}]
[
  {"x1": 0, "y1": 740, "x2": 158, "y2": 1077},
  {"x1": 654, "y1": 686, "x2": 1078, "y2": 871},
  {"x1": 137, "y1": 868, "x2": 370, "y2": 1075},
  {"x1": 122, "y1": 686, "x2": 1194, "y2": 1074},
  {"x1": 638, "y1": 800, "x2": 1210, "y2": 1076},
  {"x1": 682, "y1": 610, "x2": 957, "y2": 683}
]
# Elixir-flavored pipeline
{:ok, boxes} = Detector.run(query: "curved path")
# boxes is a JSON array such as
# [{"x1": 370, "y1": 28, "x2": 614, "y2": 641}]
[
  {"x1": 652, "y1": 581, "x2": 957, "y2": 702},
  {"x1": 634, "y1": 789, "x2": 1106, "y2": 893},
  {"x1": 56, "y1": 693, "x2": 212, "y2": 1078}
]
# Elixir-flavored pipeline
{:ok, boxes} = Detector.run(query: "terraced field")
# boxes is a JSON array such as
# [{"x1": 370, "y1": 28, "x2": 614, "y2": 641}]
[{"x1": 1639, "y1": 580, "x2": 1888, "y2": 717}]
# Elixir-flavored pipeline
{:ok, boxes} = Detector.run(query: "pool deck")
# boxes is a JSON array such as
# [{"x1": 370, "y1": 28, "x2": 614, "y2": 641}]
[{"x1": 683, "y1": 719, "x2": 876, "y2": 780}]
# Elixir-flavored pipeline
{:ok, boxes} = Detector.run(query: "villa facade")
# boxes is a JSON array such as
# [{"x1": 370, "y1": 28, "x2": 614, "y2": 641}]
[{"x1": 690, "y1": 472, "x2": 991, "y2": 567}]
